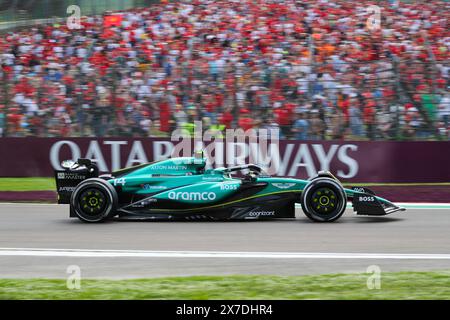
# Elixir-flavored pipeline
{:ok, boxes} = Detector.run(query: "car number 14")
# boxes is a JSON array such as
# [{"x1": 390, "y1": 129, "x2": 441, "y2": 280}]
[{"x1": 113, "y1": 178, "x2": 126, "y2": 186}]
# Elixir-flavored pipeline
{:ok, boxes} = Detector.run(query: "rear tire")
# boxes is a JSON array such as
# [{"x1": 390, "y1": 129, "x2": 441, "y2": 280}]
[
  {"x1": 300, "y1": 178, "x2": 346, "y2": 222},
  {"x1": 70, "y1": 178, "x2": 118, "y2": 223}
]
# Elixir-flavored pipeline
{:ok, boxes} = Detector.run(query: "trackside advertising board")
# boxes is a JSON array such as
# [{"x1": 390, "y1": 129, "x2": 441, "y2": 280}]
[{"x1": 0, "y1": 138, "x2": 448, "y2": 183}]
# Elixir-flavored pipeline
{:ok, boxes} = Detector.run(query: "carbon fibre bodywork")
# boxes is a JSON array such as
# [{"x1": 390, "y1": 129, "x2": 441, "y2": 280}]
[{"x1": 55, "y1": 156, "x2": 405, "y2": 221}]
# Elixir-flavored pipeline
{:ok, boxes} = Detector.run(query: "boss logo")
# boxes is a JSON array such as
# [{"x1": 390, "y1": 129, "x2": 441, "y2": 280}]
[
  {"x1": 168, "y1": 192, "x2": 216, "y2": 201},
  {"x1": 220, "y1": 184, "x2": 239, "y2": 190},
  {"x1": 359, "y1": 196, "x2": 375, "y2": 202}
]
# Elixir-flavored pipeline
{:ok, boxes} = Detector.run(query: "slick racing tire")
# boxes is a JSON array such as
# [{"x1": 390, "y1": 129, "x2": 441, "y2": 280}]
[
  {"x1": 71, "y1": 178, "x2": 118, "y2": 223},
  {"x1": 300, "y1": 177, "x2": 346, "y2": 222}
]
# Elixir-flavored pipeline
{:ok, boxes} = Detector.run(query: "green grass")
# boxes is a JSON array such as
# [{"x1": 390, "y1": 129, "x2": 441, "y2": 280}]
[
  {"x1": 0, "y1": 177, "x2": 448, "y2": 192},
  {"x1": 1, "y1": 271, "x2": 450, "y2": 300},
  {"x1": 0, "y1": 178, "x2": 55, "y2": 191}
]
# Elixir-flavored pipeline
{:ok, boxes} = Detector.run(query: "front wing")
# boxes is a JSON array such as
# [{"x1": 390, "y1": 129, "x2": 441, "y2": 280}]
[{"x1": 349, "y1": 187, "x2": 406, "y2": 216}]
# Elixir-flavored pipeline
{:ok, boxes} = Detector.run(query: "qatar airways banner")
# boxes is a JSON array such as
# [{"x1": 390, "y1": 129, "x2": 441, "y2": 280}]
[{"x1": 0, "y1": 138, "x2": 448, "y2": 183}]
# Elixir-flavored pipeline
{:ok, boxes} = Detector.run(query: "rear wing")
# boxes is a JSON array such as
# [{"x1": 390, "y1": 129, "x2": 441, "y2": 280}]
[{"x1": 54, "y1": 159, "x2": 99, "y2": 204}]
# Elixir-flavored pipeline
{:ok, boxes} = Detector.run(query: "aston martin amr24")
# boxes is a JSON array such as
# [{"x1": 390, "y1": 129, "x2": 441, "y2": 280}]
[{"x1": 55, "y1": 153, "x2": 405, "y2": 223}]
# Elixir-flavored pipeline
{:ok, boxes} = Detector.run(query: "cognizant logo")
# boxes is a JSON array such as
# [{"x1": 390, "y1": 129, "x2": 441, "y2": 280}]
[
  {"x1": 249, "y1": 211, "x2": 275, "y2": 217},
  {"x1": 168, "y1": 192, "x2": 216, "y2": 201}
]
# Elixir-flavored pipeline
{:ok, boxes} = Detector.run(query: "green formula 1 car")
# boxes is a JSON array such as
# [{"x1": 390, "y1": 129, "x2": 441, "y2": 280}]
[{"x1": 54, "y1": 153, "x2": 405, "y2": 223}]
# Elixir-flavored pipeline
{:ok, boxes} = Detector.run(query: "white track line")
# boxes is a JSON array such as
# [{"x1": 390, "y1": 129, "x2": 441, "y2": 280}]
[
  {"x1": 0, "y1": 248, "x2": 450, "y2": 260},
  {"x1": 0, "y1": 203, "x2": 59, "y2": 206}
]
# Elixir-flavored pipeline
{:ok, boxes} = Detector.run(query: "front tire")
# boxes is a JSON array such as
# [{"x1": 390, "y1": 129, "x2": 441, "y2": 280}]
[
  {"x1": 71, "y1": 178, "x2": 118, "y2": 223},
  {"x1": 300, "y1": 178, "x2": 346, "y2": 222}
]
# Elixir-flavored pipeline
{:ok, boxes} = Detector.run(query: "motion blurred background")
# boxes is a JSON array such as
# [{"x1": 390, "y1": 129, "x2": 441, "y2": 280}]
[
  {"x1": 0, "y1": 0, "x2": 448, "y2": 140},
  {"x1": 1, "y1": 1, "x2": 450, "y2": 301}
]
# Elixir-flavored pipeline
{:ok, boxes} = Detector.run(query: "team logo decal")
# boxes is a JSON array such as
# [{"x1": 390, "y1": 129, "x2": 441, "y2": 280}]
[
  {"x1": 272, "y1": 183, "x2": 296, "y2": 189},
  {"x1": 142, "y1": 184, "x2": 167, "y2": 190},
  {"x1": 57, "y1": 172, "x2": 85, "y2": 180},
  {"x1": 249, "y1": 211, "x2": 275, "y2": 217},
  {"x1": 168, "y1": 192, "x2": 216, "y2": 201}
]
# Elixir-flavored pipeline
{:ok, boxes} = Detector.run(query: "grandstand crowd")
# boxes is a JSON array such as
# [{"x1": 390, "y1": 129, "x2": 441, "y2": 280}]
[{"x1": 0, "y1": 0, "x2": 449, "y2": 140}]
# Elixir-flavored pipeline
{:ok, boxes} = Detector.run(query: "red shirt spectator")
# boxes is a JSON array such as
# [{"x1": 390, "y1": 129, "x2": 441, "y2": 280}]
[
  {"x1": 220, "y1": 110, "x2": 234, "y2": 129},
  {"x1": 159, "y1": 101, "x2": 170, "y2": 132},
  {"x1": 238, "y1": 109, "x2": 253, "y2": 131}
]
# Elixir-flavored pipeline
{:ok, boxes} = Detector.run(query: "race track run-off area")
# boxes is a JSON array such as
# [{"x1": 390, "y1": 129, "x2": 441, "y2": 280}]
[{"x1": 0, "y1": 203, "x2": 449, "y2": 279}]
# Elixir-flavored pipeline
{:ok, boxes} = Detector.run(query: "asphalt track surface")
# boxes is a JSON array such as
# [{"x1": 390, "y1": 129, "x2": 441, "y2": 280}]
[{"x1": 0, "y1": 203, "x2": 449, "y2": 279}]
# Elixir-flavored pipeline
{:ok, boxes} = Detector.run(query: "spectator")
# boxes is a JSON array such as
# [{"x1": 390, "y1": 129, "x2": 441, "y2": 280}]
[
  {"x1": 0, "y1": 0, "x2": 447, "y2": 140},
  {"x1": 238, "y1": 109, "x2": 254, "y2": 132},
  {"x1": 293, "y1": 112, "x2": 309, "y2": 140},
  {"x1": 348, "y1": 99, "x2": 365, "y2": 137},
  {"x1": 438, "y1": 93, "x2": 450, "y2": 127},
  {"x1": 309, "y1": 110, "x2": 325, "y2": 141},
  {"x1": 0, "y1": 104, "x2": 4, "y2": 136}
]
